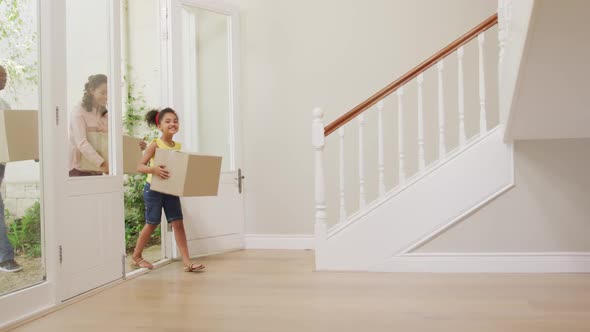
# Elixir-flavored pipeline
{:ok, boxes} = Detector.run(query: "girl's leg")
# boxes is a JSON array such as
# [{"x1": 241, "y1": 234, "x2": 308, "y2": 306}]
[
  {"x1": 171, "y1": 220, "x2": 204, "y2": 270},
  {"x1": 170, "y1": 220, "x2": 191, "y2": 266},
  {"x1": 132, "y1": 223, "x2": 158, "y2": 268}
]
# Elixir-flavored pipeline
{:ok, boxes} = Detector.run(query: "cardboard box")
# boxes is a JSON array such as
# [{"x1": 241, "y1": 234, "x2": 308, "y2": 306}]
[
  {"x1": 0, "y1": 110, "x2": 39, "y2": 163},
  {"x1": 150, "y1": 148, "x2": 222, "y2": 197},
  {"x1": 79, "y1": 132, "x2": 107, "y2": 172},
  {"x1": 122, "y1": 135, "x2": 144, "y2": 174},
  {"x1": 79, "y1": 132, "x2": 143, "y2": 174}
]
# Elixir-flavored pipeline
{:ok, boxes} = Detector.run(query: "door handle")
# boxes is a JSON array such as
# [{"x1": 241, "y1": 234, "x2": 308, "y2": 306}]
[{"x1": 234, "y1": 168, "x2": 245, "y2": 194}]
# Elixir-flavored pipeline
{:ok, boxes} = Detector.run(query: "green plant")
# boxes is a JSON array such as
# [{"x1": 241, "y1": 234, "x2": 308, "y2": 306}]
[
  {"x1": 123, "y1": 68, "x2": 146, "y2": 137},
  {"x1": 122, "y1": 68, "x2": 161, "y2": 253},
  {"x1": 4, "y1": 207, "x2": 14, "y2": 224},
  {"x1": 6, "y1": 201, "x2": 41, "y2": 258},
  {"x1": 122, "y1": 66, "x2": 159, "y2": 140},
  {"x1": 123, "y1": 173, "x2": 160, "y2": 252}
]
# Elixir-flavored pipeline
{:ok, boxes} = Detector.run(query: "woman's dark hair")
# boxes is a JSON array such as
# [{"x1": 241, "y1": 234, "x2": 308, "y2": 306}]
[
  {"x1": 145, "y1": 107, "x2": 178, "y2": 127},
  {"x1": 82, "y1": 74, "x2": 108, "y2": 116}
]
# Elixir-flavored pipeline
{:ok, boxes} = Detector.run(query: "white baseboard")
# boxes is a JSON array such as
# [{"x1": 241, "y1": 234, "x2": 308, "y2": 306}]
[
  {"x1": 371, "y1": 252, "x2": 590, "y2": 273},
  {"x1": 245, "y1": 234, "x2": 314, "y2": 250},
  {"x1": 187, "y1": 233, "x2": 245, "y2": 257}
]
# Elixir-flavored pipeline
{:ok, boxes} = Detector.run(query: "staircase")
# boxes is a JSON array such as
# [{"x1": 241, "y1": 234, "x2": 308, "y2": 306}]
[{"x1": 312, "y1": 9, "x2": 515, "y2": 271}]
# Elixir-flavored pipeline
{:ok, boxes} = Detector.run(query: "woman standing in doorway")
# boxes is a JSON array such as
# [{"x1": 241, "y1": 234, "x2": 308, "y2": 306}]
[{"x1": 68, "y1": 74, "x2": 109, "y2": 176}]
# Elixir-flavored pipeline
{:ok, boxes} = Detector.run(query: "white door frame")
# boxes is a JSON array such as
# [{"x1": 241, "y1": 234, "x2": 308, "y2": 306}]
[
  {"x1": 52, "y1": 0, "x2": 125, "y2": 301},
  {"x1": 162, "y1": 0, "x2": 244, "y2": 258},
  {"x1": 0, "y1": 0, "x2": 59, "y2": 327},
  {"x1": 164, "y1": 0, "x2": 242, "y2": 164}
]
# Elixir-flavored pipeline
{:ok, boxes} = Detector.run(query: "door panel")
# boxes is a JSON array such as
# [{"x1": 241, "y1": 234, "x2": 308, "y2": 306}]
[
  {"x1": 55, "y1": 0, "x2": 125, "y2": 301},
  {"x1": 60, "y1": 192, "x2": 123, "y2": 300},
  {"x1": 182, "y1": 173, "x2": 244, "y2": 239},
  {"x1": 168, "y1": 0, "x2": 244, "y2": 256}
]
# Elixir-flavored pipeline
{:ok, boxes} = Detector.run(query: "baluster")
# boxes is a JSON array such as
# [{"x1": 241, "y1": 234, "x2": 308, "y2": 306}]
[
  {"x1": 377, "y1": 101, "x2": 385, "y2": 197},
  {"x1": 338, "y1": 127, "x2": 346, "y2": 223},
  {"x1": 417, "y1": 74, "x2": 425, "y2": 171},
  {"x1": 437, "y1": 60, "x2": 446, "y2": 159},
  {"x1": 397, "y1": 87, "x2": 406, "y2": 185},
  {"x1": 358, "y1": 114, "x2": 366, "y2": 209},
  {"x1": 457, "y1": 46, "x2": 466, "y2": 147},
  {"x1": 478, "y1": 33, "x2": 487, "y2": 134},
  {"x1": 312, "y1": 108, "x2": 327, "y2": 240}
]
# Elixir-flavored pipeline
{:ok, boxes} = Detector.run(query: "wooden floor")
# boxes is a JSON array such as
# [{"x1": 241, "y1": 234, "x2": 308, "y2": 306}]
[{"x1": 9, "y1": 250, "x2": 590, "y2": 332}]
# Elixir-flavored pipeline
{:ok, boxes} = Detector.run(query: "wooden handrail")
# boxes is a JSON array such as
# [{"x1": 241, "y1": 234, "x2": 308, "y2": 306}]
[{"x1": 324, "y1": 13, "x2": 498, "y2": 137}]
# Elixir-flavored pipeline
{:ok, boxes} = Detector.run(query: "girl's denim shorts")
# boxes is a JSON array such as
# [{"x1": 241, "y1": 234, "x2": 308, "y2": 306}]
[{"x1": 143, "y1": 183, "x2": 183, "y2": 225}]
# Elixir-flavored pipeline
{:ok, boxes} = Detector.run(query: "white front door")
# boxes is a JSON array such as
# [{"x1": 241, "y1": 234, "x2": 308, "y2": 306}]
[
  {"x1": 164, "y1": 0, "x2": 244, "y2": 256},
  {"x1": 53, "y1": 0, "x2": 125, "y2": 301}
]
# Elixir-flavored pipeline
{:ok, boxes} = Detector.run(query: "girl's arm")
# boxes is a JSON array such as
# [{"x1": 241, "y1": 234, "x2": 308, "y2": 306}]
[{"x1": 137, "y1": 142, "x2": 169, "y2": 179}]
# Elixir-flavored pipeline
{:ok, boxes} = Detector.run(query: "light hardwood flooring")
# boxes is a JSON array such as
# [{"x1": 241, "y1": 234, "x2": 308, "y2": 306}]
[{"x1": 9, "y1": 250, "x2": 590, "y2": 332}]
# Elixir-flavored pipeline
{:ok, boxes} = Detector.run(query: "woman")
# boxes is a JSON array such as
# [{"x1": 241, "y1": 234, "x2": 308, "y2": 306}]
[{"x1": 69, "y1": 74, "x2": 109, "y2": 176}]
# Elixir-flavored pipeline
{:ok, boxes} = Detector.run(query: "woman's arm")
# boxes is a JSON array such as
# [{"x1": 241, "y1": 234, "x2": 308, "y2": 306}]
[{"x1": 137, "y1": 142, "x2": 169, "y2": 179}]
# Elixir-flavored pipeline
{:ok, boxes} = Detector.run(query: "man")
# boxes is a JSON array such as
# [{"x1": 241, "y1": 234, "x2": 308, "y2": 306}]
[{"x1": 0, "y1": 64, "x2": 23, "y2": 272}]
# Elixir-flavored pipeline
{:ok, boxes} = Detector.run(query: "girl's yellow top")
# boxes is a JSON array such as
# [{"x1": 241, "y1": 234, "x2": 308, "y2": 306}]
[{"x1": 146, "y1": 138, "x2": 182, "y2": 184}]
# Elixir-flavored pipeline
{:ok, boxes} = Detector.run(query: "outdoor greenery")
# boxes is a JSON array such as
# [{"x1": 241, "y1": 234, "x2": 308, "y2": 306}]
[
  {"x1": 6, "y1": 201, "x2": 41, "y2": 258},
  {"x1": 0, "y1": 0, "x2": 38, "y2": 101},
  {"x1": 2, "y1": 0, "x2": 41, "y2": 258},
  {"x1": 123, "y1": 68, "x2": 160, "y2": 252}
]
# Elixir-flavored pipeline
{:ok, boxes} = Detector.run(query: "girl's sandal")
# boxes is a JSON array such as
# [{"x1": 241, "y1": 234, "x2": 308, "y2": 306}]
[
  {"x1": 184, "y1": 262, "x2": 205, "y2": 272},
  {"x1": 131, "y1": 258, "x2": 154, "y2": 270}
]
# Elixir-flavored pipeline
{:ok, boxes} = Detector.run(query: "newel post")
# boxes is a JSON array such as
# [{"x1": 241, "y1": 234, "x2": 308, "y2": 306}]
[{"x1": 312, "y1": 108, "x2": 327, "y2": 244}]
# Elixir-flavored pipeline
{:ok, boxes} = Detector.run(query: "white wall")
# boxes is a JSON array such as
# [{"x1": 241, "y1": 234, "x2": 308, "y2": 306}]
[
  {"x1": 222, "y1": 0, "x2": 498, "y2": 234},
  {"x1": 504, "y1": 0, "x2": 590, "y2": 140},
  {"x1": 415, "y1": 139, "x2": 590, "y2": 252}
]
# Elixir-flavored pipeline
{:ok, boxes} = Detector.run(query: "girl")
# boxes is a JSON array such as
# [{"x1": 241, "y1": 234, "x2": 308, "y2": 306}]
[{"x1": 131, "y1": 108, "x2": 205, "y2": 272}]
